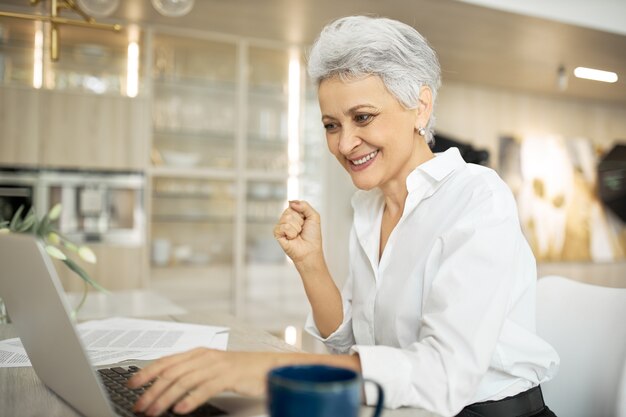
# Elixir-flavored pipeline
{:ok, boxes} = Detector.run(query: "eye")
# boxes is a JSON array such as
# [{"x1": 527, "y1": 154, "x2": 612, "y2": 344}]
[
  {"x1": 323, "y1": 121, "x2": 339, "y2": 131},
  {"x1": 354, "y1": 113, "x2": 373, "y2": 124}
]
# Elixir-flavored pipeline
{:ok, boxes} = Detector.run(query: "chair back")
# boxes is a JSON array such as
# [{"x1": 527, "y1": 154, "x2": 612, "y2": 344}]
[
  {"x1": 536, "y1": 275, "x2": 626, "y2": 417},
  {"x1": 619, "y1": 360, "x2": 626, "y2": 417}
]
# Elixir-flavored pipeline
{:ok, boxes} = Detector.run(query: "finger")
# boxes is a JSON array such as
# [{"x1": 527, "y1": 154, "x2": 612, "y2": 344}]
[
  {"x1": 273, "y1": 224, "x2": 283, "y2": 240},
  {"x1": 289, "y1": 200, "x2": 320, "y2": 222},
  {"x1": 133, "y1": 374, "x2": 179, "y2": 414},
  {"x1": 287, "y1": 211, "x2": 305, "y2": 227},
  {"x1": 279, "y1": 207, "x2": 305, "y2": 223},
  {"x1": 133, "y1": 352, "x2": 210, "y2": 413},
  {"x1": 281, "y1": 223, "x2": 301, "y2": 240},
  {"x1": 145, "y1": 370, "x2": 217, "y2": 416},
  {"x1": 170, "y1": 371, "x2": 226, "y2": 415},
  {"x1": 129, "y1": 348, "x2": 205, "y2": 388},
  {"x1": 274, "y1": 221, "x2": 302, "y2": 240},
  {"x1": 173, "y1": 375, "x2": 230, "y2": 415},
  {"x1": 143, "y1": 378, "x2": 188, "y2": 416}
]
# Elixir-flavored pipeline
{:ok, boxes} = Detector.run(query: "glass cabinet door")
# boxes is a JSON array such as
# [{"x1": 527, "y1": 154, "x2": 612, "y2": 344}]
[
  {"x1": 149, "y1": 34, "x2": 238, "y2": 313},
  {"x1": 151, "y1": 176, "x2": 235, "y2": 265},
  {"x1": 0, "y1": 17, "x2": 38, "y2": 87},
  {"x1": 152, "y1": 34, "x2": 237, "y2": 171},
  {"x1": 45, "y1": 25, "x2": 134, "y2": 95},
  {"x1": 246, "y1": 46, "x2": 289, "y2": 175},
  {"x1": 243, "y1": 45, "x2": 303, "y2": 329},
  {"x1": 245, "y1": 45, "x2": 290, "y2": 269},
  {"x1": 150, "y1": 175, "x2": 236, "y2": 311},
  {"x1": 0, "y1": 17, "x2": 141, "y2": 94}
]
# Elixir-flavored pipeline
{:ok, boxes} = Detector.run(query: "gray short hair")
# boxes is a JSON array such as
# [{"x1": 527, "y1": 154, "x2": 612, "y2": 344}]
[{"x1": 308, "y1": 15, "x2": 441, "y2": 144}]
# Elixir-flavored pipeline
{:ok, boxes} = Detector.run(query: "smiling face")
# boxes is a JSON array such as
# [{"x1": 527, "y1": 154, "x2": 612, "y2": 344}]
[{"x1": 318, "y1": 75, "x2": 434, "y2": 193}]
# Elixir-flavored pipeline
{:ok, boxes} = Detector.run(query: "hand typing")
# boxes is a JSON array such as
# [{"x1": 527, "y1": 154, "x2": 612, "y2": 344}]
[{"x1": 128, "y1": 349, "x2": 277, "y2": 416}]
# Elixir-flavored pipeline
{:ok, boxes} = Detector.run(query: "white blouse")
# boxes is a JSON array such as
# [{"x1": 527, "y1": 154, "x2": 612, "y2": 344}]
[{"x1": 305, "y1": 147, "x2": 559, "y2": 416}]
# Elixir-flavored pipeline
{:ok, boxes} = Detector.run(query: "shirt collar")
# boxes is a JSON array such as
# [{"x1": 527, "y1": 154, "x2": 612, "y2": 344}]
[{"x1": 406, "y1": 147, "x2": 466, "y2": 194}]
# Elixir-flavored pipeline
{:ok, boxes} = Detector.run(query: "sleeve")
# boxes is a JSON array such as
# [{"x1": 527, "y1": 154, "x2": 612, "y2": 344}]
[
  {"x1": 352, "y1": 189, "x2": 524, "y2": 415},
  {"x1": 304, "y1": 226, "x2": 358, "y2": 354}
]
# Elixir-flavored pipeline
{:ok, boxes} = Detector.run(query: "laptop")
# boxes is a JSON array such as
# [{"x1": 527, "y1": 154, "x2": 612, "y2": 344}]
[{"x1": 0, "y1": 233, "x2": 267, "y2": 417}]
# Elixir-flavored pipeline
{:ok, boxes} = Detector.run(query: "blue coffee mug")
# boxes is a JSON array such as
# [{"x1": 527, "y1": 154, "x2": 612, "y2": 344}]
[{"x1": 267, "y1": 364, "x2": 384, "y2": 417}]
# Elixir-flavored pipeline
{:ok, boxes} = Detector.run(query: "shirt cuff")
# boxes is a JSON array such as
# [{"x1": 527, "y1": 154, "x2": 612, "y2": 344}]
[
  {"x1": 350, "y1": 345, "x2": 414, "y2": 409},
  {"x1": 304, "y1": 313, "x2": 355, "y2": 354}
]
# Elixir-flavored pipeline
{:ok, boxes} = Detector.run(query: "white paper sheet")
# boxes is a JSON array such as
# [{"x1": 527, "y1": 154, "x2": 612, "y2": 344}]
[{"x1": 0, "y1": 317, "x2": 229, "y2": 368}]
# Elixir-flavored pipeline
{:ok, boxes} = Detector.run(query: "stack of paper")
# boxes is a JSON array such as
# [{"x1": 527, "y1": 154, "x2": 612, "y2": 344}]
[{"x1": 0, "y1": 317, "x2": 229, "y2": 368}]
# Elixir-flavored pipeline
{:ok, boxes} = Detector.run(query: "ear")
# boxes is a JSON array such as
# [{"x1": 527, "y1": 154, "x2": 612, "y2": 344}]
[{"x1": 414, "y1": 86, "x2": 433, "y2": 131}]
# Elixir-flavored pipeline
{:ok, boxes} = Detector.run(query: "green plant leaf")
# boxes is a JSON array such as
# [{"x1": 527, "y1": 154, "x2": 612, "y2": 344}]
[
  {"x1": 47, "y1": 232, "x2": 61, "y2": 245},
  {"x1": 63, "y1": 258, "x2": 109, "y2": 294},
  {"x1": 9, "y1": 205, "x2": 25, "y2": 231},
  {"x1": 17, "y1": 209, "x2": 37, "y2": 233},
  {"x1": 36, "y1": 215, "x2": 51, "y2": 237},
  {"x1": 78, "y1": 246, "x2": 97, "y2": 264},
  {"x1": 57, "y1": 234, "x2": 79, "y2": 252},
  {"x1": 6, "y1": 205, "x2": 106, "y2": 297},
  {"x1": 48, "y1": 203, "x2": 62, "y2": 221},
  {"x1": 45, "y1": 245, "x2": 67, "y2": 261}
]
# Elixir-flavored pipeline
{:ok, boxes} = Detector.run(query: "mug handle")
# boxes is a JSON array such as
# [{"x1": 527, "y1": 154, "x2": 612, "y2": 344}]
[{"x1": 363, "y1": 378, "x2": 385, "y2": 417}]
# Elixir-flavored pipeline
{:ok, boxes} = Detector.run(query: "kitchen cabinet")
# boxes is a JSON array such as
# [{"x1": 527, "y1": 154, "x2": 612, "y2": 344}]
[
  {"x1": 45, "y1": 24, "x2": 133, "y2": 96},
  {"x1": 146, "y1": 31, "x2": 323, "y2": 323},
  {"x1": 241, "y1": 46, "x2": 292, "y2": 320},
  {"x1": 0, "y1": 86, "x2": 149, "y2": 170},
  {"x1": 0, "y1": 17, "x2": 37, "y2": 88},
  {"x1": 53, "y1": 244, "x2": 147, "y2": 292},
  {"x1": 151, "y1": 33, "x2": 238, "y2": 172},
  {"x1": 0, "y1": 18, "x2": 149, "y2": 171},
  {"x1": 148, "y1": 32, "x2": 239, "y2": 311},
  {"x1": 0, "y1": 18, "x2": 40, "y2": 166},
  {"x1": 39, "y1": 90, "x2": 150, "y2": 170},
  {"x1": 0, "y1": 85, "x2": 40, "y2": 166}
]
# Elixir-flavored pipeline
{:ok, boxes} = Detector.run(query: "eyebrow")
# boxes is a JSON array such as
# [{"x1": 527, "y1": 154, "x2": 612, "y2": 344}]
[{"x1": 321, "y1": 104, "x2": 379, "y2": 120}]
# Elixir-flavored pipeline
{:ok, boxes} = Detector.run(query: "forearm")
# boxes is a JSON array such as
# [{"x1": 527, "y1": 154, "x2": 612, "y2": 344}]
[{"x1": 295, "y1": 255, "x2": 344, "y2": 339}]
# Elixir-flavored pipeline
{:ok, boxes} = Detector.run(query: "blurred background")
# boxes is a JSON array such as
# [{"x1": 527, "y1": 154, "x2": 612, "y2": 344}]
[{"x1": 0, "y1": 0, "x2": 624, "y2": 349}]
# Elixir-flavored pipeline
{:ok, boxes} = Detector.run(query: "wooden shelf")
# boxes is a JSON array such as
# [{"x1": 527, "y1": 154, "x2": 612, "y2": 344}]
[
  {"x1": 154, "y1": 128, "x2": 236, "y2": 142},
  {"x1": 152, "y1": 214, "x2": 234, "y2": 223},
  {"x1": 154, "y1": 76, "x2": 237, "y2": 94},
  {"x1": 247, "y1": 135, "x2": 287, "y2": 147},
  {"x1": 152, "y1": 192, "x2": 216, "y2": 199},
  {"x1": 150, "y1": 166, "x2": 236, "y2": 179},
  {"x1": 243, "y1": 171, "x2": 288, "y2": 181}
]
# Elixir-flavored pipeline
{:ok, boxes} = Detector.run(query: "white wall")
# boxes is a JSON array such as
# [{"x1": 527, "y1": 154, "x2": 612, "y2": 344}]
[{"x1": 436, "y1": 81, "x2": 626, "y2": 166}]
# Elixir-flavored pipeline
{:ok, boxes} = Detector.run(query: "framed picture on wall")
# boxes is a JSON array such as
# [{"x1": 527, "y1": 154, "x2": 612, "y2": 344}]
[{"x1": 497, "y1": 135, "x2": 626, "y2": 262}]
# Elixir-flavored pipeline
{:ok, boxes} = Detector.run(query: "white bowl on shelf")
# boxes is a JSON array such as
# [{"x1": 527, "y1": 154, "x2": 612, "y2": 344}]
[
  {"x1": 187, "y1": 252, "x2": 211, "y2": 265},
  {"x1": 161, "y1": 150, "x2": 201, "y2": 168}
]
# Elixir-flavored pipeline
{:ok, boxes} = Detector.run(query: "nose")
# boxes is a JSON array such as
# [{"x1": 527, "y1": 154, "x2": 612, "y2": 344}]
[{"x1": 338, "y1": 126, "x2": 362, "y2": 156}]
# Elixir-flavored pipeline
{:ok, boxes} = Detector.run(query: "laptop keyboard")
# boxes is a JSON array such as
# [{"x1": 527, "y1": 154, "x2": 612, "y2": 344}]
[{"x1": 98, "y1": 365, "x2": 228, "y2": 417}]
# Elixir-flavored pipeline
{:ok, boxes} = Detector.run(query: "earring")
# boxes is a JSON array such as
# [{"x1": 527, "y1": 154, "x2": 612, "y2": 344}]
[{"x1": 418, "y1": 126, "x2": 426, "y2": 136}]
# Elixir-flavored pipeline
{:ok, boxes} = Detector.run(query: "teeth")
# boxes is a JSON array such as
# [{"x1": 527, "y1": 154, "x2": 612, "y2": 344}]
[{"x1": 352, "y1": 150, "x2": 378, "y2": 166}]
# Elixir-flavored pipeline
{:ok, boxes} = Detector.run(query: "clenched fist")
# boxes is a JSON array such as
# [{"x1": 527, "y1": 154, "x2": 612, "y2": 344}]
[{"x1": 273, "y1": 200, "x2": 323, "y2": 266}]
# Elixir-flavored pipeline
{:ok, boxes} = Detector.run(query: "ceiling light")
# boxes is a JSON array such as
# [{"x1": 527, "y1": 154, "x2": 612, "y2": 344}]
[
  {"x1": 151, "y1": 0, "x2": 195, "y2": 17},
  {"x1": 574, "y1": 67, "x2": 619, "y2": 83},
  {"x1": 557, "y1": 65, "x2": 568, "y2": 91},
  {"x1": 75, "y1": 0, "x2": 120, "y2": 18}
]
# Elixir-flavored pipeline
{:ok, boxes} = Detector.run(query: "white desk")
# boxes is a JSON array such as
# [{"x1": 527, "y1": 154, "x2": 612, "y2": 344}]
[
  {"x1": 64, "y1": 289, "x2": 188, "y2": 320},
  {"x1": 0, "y1": 311, "x2": 438, "y2": 417}
]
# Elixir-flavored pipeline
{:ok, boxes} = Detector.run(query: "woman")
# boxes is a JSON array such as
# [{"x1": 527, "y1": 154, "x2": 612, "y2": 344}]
[{"x1": 129, "y1": 16, "x2": 559, "y2": 417}]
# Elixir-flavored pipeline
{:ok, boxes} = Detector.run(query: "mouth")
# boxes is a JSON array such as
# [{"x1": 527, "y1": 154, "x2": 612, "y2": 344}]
[{"x1": 348, "y1": 150, "x2": 379, "y2": 171}]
